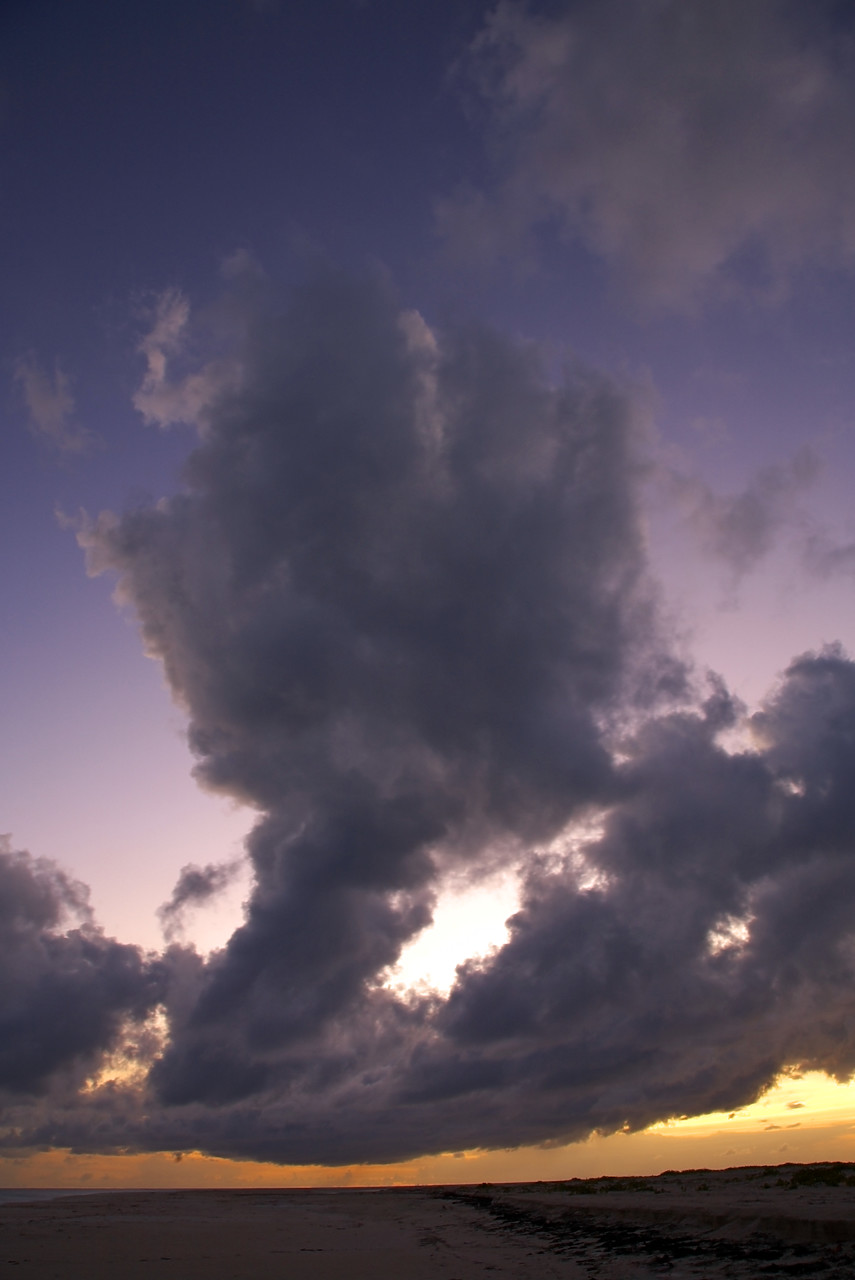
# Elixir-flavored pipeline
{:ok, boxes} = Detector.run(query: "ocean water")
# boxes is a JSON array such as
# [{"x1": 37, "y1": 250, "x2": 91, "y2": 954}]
[{"x1": 0, "y1": 1189, "x2": 102, "y2": 1205}]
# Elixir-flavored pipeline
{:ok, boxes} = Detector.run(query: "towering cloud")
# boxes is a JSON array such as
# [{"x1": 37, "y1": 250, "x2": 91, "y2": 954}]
[
  {"x1": 82, "y1": 268, "x2": 675, "y2": 1113},
  {"x1": 5, "y1": 268, "x2": 855, "y2": 1167}
]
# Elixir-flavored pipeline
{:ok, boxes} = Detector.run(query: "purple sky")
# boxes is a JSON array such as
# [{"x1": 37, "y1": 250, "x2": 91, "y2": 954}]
[{"x1": 4, "y1": 0, "x2": 855, "y2": 1173}]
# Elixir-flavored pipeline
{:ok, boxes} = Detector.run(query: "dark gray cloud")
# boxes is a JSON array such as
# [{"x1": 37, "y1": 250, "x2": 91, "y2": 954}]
[
  {"x1": 157, "y1": 860, "x2": 243, "y2": 942},
  {"x1": 440, "y1": 0, "x2": 855, "y2": 306},
  {"x1": 0, "y1": 838, "x2": 163, "y2": 1097},
  {"x1": 83, "y1": 267, "x2": 677, "y2": 1111},
  {"x1": 6, "y1": 270, "x2": 855, "y2": 1166}
]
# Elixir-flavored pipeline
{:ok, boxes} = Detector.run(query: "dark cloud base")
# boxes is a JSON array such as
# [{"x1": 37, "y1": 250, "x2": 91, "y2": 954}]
[{"x1": 5, "y1": 272, "x2": 855, "y2": 1167}]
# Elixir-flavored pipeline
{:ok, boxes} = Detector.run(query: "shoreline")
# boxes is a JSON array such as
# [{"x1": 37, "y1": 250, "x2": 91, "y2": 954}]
[{"x1": 1, "y1": 1163, "x2": 854, "y2": 1277}]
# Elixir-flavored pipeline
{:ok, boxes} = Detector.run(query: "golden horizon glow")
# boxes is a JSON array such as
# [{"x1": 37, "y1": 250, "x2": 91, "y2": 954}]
[{"x1": 4, "y1": 1070, "x2": 853, "y2": 1190}]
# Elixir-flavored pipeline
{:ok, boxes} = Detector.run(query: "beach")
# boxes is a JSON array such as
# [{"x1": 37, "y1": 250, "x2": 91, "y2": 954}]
[{"x1": 2, "y1": 1165, "x2": 855, "y2": 1278}]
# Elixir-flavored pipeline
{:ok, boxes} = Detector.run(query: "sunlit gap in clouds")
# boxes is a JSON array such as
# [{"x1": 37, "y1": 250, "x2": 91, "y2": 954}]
[
  {"x1": 706, "y1": 912, "x2": 754, "y2": 957},
  {"x1": 383, "y1": 812, "x2": 609, "y2": 995},
  {"x1": 383, "y1": 868, "x2": 521, "y2": 995},
  {"x1": 541, "y1": 809, "x2": 610, "y2": 887},
  {"x1": 82, "y1": 1007, "x2": 170, "y2": 1095}
]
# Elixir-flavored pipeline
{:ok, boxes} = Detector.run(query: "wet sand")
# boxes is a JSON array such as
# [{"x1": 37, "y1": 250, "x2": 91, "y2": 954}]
[{"x1": 2, "y1": 1163, "x2": 855, "y2": 1278}]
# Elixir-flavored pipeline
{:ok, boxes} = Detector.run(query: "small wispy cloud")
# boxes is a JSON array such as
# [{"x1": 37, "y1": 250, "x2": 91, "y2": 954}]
[
  {"x1": 13, "y1": 353, "x2": 92, "y2": 453},
  {"x1": 157, "y1": 858, "x2": 244, "y2": 942},
  {"x1": 802, "y1": 531, "x2": 855, "y2": 579},
  {"x1": 133, "y1": 284, "x2": 244, "y2": 429},
  {"x1": 662, "y1": 449, "x2": 818, "y2": 581},
  {"x1": 133, "y1": 288, "x2": 195, "y2": 426}
]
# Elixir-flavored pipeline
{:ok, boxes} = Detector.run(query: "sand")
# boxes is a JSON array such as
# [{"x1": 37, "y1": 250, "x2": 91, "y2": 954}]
[{"x1": 2, "y1": 1164, "x2": 855, "y2": 1278}]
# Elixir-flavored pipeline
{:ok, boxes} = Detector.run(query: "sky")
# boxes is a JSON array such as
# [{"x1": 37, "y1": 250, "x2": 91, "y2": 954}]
[{"x1": 4, "y1": 0, "x2": 855, "y2": 1185}]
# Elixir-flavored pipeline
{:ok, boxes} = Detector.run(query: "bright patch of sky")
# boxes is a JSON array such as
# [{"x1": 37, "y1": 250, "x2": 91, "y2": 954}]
[{"x1": 385, "y1": 868, "x2": 521, "y2": 994}]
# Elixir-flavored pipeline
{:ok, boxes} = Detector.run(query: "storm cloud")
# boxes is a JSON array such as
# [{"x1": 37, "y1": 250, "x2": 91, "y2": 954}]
[
  {"x1": 6, "y1": 269, "x2": 855, "y2": 1166},
  {"x1": 0, "y1": 838, "x2": 162, "y2": 1097},
  {"x1": 83, "y1": 267, "x2": 675, "y2": 1108}
]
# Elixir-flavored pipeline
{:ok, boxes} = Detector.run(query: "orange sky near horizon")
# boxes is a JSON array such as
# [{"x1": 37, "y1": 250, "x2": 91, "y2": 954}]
[{"x1": 4, "y1": 1071, "x2": 854, "y2": 1190}]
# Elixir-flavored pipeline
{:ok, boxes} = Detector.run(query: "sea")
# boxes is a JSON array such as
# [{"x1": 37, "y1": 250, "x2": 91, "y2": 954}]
[{"x1": 0, "y1": 1189, "x2": 106, "y2": 1205}]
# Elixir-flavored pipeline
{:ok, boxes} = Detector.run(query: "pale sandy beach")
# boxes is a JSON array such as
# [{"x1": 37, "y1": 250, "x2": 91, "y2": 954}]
[{"x1": 2, "y1": 1165, "x2": 855, "y2": 1278}]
